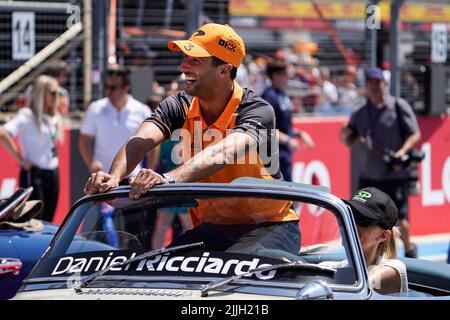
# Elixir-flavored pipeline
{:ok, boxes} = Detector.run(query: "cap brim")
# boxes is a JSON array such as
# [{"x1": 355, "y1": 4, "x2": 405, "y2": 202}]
[{"x1": 167, "y1": 40, "x2": 212, "y2": 58}]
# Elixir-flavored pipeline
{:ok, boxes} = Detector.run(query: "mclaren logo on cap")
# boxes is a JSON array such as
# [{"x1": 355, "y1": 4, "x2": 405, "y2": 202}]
[
  {"x1": 194, "y1": 29, "x2": 205, "y2": 36},
  {"x1": 184, "y1": 43, "x2": 194, "y2": 51}
]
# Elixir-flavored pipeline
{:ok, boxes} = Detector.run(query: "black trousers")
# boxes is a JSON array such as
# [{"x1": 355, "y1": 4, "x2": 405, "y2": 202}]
[
  {"x1": 168, "y1": 220, "x2": 301, "y2": 255},
  {"x1": 19, "y1": 167, "x2": 59, "y2": 222}
]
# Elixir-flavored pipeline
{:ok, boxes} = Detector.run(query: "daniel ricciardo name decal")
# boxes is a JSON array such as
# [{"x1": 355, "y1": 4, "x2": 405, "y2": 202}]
[{"x1": 51, "y1": 251, "x2": 279, "y2": 280}]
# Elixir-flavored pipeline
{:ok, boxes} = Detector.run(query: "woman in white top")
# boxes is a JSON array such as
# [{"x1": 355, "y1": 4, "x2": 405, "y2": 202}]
[
  {"x1": 345, "y1": 187, "x2": 409, "y2": 295},
  {"x1": 0, "y1": 75, "x2": 62, "y2": 222}
]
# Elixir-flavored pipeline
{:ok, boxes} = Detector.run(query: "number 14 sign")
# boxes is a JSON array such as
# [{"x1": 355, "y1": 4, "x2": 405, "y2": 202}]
[{"x1": 12, "y1": 12, "x2": 35, "y2": 60}]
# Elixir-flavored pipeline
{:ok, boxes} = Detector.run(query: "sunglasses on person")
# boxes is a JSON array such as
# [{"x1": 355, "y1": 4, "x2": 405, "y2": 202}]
[
  {"x1": 47, "y1": 89, "x2": 58, "y2": 97},
  {"x1": 104, "y1": 84, "x2": 123, "y2": 92}
]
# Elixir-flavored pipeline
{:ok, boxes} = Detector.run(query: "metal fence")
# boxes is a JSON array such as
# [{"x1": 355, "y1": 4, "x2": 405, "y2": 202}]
[{"x1": 0, "y1": 0, "x2": 86, "y2": 112}]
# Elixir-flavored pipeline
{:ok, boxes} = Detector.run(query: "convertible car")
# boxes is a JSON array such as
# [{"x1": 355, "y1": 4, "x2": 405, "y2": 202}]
[{"x1": 12, "y1": 178, "x2": 450, "y2": 300}]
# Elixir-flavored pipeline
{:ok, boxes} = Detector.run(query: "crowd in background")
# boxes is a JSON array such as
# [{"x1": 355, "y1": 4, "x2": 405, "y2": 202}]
[
  {"x1": 147, "y1": 45, "x2": 422, "y2": 118},
  {"x1": 0, "y1": 41, "x2": 436, "y2": 254},
  {"x1": 148, "y1": 46, "x2": 368, "y2": 117}
]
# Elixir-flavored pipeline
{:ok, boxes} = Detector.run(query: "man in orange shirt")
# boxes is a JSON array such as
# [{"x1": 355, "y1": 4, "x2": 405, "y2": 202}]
[{"x1": 84, "y1": 23, "x2": 300, "y2": 254}]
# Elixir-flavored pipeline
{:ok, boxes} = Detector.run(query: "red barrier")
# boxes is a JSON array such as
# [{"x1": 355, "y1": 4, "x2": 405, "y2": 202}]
[
  {"x1": 292, "y1": 117, "x2": 350, "y2": 245},
  {"x1": 409, "y1": 116, "x2": 450, "y2": 235},
  {"x1": 293, "y1": 115, "x2": 450, "y2": 244}
]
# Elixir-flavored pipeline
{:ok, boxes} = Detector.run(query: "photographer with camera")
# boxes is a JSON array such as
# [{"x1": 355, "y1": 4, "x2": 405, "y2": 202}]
[{"x1": 340, "y1": 68, "x2": 421, "y2": 258}]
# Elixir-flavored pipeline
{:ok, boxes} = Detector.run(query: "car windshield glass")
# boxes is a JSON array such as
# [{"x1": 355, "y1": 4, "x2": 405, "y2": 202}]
[{"x1": 28, "y1": 191, "x2": 356, "y2": 290}]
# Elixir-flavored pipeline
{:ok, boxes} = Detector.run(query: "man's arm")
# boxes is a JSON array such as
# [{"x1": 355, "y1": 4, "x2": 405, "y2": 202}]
[
  {"x1": 84, "y1": 121, "x2": 165, "y2": 194},
  {"x1": 293, "y1": 129, "x2": 315, "y2": 149},
  {"x1": 278, "y1": 131, "x2": 298, "y2": 151},
  {"x1": 394, "y1": 131, "x2": 421, "y2": 158},
  {"x1": 127, "y1": 131, "x2": 257, "y2": 199},
  {"x1": 340, "y1": 124, "x2": 358, "y2": 147},
  {"x1": 78, "y1": 133, "x2": 103, "y2": 173},
  {"x1": 170, "y1": 131, "x2": 256, "y2": 182},
  {"x1": 145, "y1": 146, "x2": 161, "y2": 170}
]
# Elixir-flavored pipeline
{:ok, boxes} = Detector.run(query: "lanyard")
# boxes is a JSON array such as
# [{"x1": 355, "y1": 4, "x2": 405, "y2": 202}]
[{"x1": 43, "y1": 116, "x2": 58, "y2": 158}]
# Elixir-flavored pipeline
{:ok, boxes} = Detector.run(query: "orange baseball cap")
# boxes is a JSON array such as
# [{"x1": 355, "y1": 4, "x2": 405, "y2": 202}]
[{"x1": 167, "y1": 23, "x2": 245, "y2": 68}]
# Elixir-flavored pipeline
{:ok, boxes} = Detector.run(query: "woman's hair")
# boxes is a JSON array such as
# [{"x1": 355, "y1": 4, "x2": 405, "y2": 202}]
[
  {"x1": 28, "y1": 75, "x2": 62, "y2": 140},
  {"x1": 377, "y1": 226, "x2": 400, "y2": 260}
]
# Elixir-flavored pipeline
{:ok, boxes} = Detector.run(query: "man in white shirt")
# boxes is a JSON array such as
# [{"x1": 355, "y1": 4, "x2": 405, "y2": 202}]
[
  {"x1": 79, "y1": 68, "x2": 151, "y2": 178},
  {"x1": 78, "y1": 68, "x2": 152, "y2": 247}
]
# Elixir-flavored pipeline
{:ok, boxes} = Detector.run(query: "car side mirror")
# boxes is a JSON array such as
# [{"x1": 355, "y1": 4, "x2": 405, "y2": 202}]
[
  {"x1": 0, "y1": 258, "x2": 22, "y2": 276},
  {"x1": 296, "y1": 280, "x2": 334, "y2": 300}
]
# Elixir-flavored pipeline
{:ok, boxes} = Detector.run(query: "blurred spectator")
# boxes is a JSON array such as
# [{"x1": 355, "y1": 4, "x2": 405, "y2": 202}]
[
  {"x1": 79, "y1": 67, "x2": 151, "y2": 177},
  {"x1": 340, "y1": 67, "x2": 421, "y2": 259},
  {"x1": 381, "y1": 61, "x2": 391, "y2": 88},
  {"x1": 15, "y1": 60, "x2": 71, "y2": 113},
  {"x1": 0, "y1": 75, "x2": 62, "y2": 222},
  {"x1": 292, "y1": 42, "x2": 319, "y2": 66},
  {"x1": 121, "y1": 41, "x2": 158, "y2": 66},
  {"x1": 165, "y1": 74, "x2": 186, "y2": 97},
  {"x1": 262, "y1": 60, "x2": 315, "y2": 181},
  {"x1": 293, "y1": 67, "x2": 320, "y2": 113},
  {"x1": 78, "y1": 67, "x2": 153, "y2": 247},
  {"x1": 247, "y1": 55, "x2": 268, "y2": 94},
  {"x1": 42, "y1": 60, "x2": 71, "y2": 113},
  {"x1": 400, "y1": 71, "x2": 420, "y2": 109},
  {"x1": 152, "y1": 80, "x2": 165, "y2": 98},
  {"x1": 315, "y1": 66, "x2": 339, "y2": 115},
  {"x1": 336, "y1": 65, "x2": 361, "y2": 114}
]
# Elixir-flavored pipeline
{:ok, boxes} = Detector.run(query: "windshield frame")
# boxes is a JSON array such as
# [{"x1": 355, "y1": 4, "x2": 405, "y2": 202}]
[{"x1": 22, "y1": 182, "x2": 370, "y2": 297}]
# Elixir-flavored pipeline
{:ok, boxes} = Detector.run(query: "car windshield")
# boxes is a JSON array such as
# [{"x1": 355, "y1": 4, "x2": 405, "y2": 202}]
[{"x1": 27, "y1": 187, "x2": 358, "y2": 294}]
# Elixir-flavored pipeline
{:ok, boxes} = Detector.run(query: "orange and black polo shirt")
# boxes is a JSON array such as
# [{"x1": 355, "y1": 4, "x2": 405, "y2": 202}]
[{"x1": 145, "y1": 82, "x2": 298, "y2": 225}]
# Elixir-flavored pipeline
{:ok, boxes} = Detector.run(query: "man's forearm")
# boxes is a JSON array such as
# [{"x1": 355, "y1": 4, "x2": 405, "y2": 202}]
[
  {"x1": 399, "y1": 131, "x2": 421, "y2": 154},
  {"x1": 340, "y1": 126, "x2": 357, "y2": 146},
  {"x1": 79, "y1": 144, "x2": 93, "y2": 168},
  {"x1": 278, "y1": 131, "x2": 291, "y2": 146},
  {"x1": 109, "y1": 136, "x2": 152, "y2": 180},
  {"x1": 78, "y1": 135, "x2": 94, "y2": 167},
  {"x1": 168, "y1": 143, "x2": 227, "y2": 182},
  {"x1": 168, "y1": 132, "x2": 256, "y2": 183},
  {"x1": 109, "y1": 121, "x2": 167, "y2": 180}
]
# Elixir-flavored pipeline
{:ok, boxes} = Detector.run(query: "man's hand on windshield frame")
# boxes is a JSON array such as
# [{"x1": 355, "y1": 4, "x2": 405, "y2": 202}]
[{"x1": 129, "y1": 169, "x2": 168, "y2": 199}]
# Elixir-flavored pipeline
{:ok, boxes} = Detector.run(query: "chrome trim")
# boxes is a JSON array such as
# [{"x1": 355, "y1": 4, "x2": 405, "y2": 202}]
[{"x1": 0, "y1": 258, "x2": 22, "y2": 276}]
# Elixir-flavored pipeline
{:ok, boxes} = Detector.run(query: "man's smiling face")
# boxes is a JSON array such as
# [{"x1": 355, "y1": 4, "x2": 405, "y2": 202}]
[{"x1": 179, "y1": 55, "x2": 218, "y2": 97}]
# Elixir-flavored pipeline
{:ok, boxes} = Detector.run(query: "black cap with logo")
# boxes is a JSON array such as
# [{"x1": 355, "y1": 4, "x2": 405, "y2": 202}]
[{"x1": 345, "y1": 187, "x2": 398, "y2": 230}]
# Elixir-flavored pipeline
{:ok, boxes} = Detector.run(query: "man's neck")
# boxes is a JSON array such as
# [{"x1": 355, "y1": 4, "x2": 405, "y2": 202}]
[
  {"x1": 368, "y1": 96, "x2": 387, "y2": 109},
  {"x1": 198, "y1": 81, "x2": 234, "y2": 126},
  {"x1": 111, "y1": 94, "x2": 129, "y2": 110}
]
